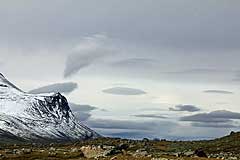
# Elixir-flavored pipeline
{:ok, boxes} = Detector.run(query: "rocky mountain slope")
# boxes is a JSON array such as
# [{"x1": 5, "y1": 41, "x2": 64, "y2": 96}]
[{"x1": 0, "y1": 73, "x2": 99, "y2": 142}]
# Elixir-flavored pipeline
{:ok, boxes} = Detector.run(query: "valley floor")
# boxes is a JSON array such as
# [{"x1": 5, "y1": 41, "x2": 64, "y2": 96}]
[{"x1": 0, "y1": 132, "x2": 240, "y2": 160}]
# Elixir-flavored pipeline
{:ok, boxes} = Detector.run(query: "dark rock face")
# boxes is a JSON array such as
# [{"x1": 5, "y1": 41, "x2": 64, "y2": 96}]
[
  {"x1": 230, "y1": 131, "x2": 235, "y2": 135},
  {"x1": 45, "y1": 92, "x2": 71, "y2": 120},
  {"x1": 30, "y1": 92, "x2": 72, "y2": 122},
  {"x1": 194, "y1": 148, "x2": 207, "y2": 157}
]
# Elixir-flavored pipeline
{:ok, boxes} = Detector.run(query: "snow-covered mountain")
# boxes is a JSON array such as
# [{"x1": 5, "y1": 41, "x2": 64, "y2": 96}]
[{"x1": 0, "y1": 73, "x2": 99, "y2": 142}]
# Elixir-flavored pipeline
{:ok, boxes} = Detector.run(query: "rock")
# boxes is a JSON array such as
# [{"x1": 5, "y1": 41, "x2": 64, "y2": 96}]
[
  {"x1": 48, "y1": 152, "x2": 57, "y2": 157},
  {"x1": 153, "y1": 138, "x2": 160, "y2": 142},
  {"x1": 49, "y1": 143, "x2": 55, "y2": 146},
  {"x1": 110, "y1": 156, "x2": 118, "y2": 160},
  {"x1": 4, "y1": 149, "x2": 12, "y2": 154},
  {"x1": 133, "y1": 149, "x2": 148, "y2": 157},
  {"x1": 0, "y1": 154, "x2": 5, "y2": 160},
  {"x1": 97, "y1": 145, "x2": 103, "y2": 149},
  {"x1": 70, "y1": 148, "x2": 79, "y2": 153},
  {"x1": 151, "y1": 158, "x2": 169, "y2": 160},
  {"x1": 49, "y1": 147, "x2": 56, "y2": 152},
  {"x1": 142, "y1": 138, "x2": 150, "y2": 142},
  {"x1": 80, "y1": 145, "x2": 106, "y2": 158},
  {"x1": 22, "y1": 148, "x2": 32, "y2": 154},
  {"x1": 39, "y1": 150, "x2": 45, "y2": 153},
  {"x1": 147, "y1": 154, "x2": 152, "y2": 158},
  {"x1": 102, "y1": 145, "x2": 115, "y2": 150},
  {"x1": 104, "y1": 148, "x2": 122, "y2": 156},
  {"x1": 116, "y1": 143, "x2": 128, "y2": 150},
  {"x1": 194, "y1": 148, "x2": 207, "y2": 157},
  {"x1": 70, "y1": 148, "x2": 84, "y2": 157},
  {"x1": 230, "y1": 131, "x2": 235, "y2": 135},
  {"x1": 12, "y1": 149, "x2": 20, "y2": 154},
  {"x1": 183, "y1": 150, "x2": 194, "y2": 157},
  {"x1": 169, "y1": 152, "x2": 180, "y2": 157}
]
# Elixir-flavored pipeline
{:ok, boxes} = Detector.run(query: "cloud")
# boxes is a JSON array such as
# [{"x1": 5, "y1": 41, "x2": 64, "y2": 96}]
[
  {"x1": 29, "y1": 82, "x2": 78, "y2": 94},
  {"x1": 105, "y1": 131, "x2": 154, "y2": 139},
  {"x1": 86, "y1": 119, "x2": 153, "y2": 130},
  {"x1": 70, "y1": 103, "x2": 97, "y2": 112},
  {"x1": 70, "y1": 103, "x2": 97, "y2": 121},
  {"x1": 64, "y1": 34, "x2": 115, "y2": 78},
  {"x1": 191, "y1": 122, "x2": 236, "y2": 128},
  {"x1": 133, "y1": 114, "x2": 166, "y2": 119},
  {"x1": 102, "y1": 87, "x2": 146, "y2": 96},
  {"x1": 111, "y1": 58, "x2": 157, "y2": 68},
  {"x1": 180, "y1": 110, "x2": 240, "y2": 128},
  {"x1": 86, "y1": 118, "x2": 177, "y2": 139},
  {"x1": 181, "y1": 110, "x2": 240, "y2": 122},
  {"x1": 165, "y1": 68, "x2": 223, "y2": 75},
  {"x1": 203, "y1": 90, "x2": 234, "y2": 94},
  {"x1": 2, "y1": 1, "x2": 240, "y2": 52},
  {"x1": 169, "y1": 104, "x2": 200, "y2": 112}
]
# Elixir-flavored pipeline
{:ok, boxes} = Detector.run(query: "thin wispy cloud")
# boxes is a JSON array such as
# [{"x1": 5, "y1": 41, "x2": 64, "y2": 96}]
[
  {"x1": 203, "y1": 90, "x2": 234, "y2": 94},
  {"x1": 191, "y1": 122, "x2": 236, "y2": 128},
  {"x1": 164, "y1": 68, "x2": 230, "y2": 75},
  {"x1": 64, "y1": 34, "x2": 116, "y2": 78},
  {"x1": 133, "y1": 114, "x2": 166, "y2": 119},
  {"x1": 29, "y1": 82, "x2": 78, "y2": 94},
  {"x1": 111, "y1": 58, "x2": 157, "y2": 68},
  {"x1": 102, "y1": 87, "x2": 146, "y2": 96}
]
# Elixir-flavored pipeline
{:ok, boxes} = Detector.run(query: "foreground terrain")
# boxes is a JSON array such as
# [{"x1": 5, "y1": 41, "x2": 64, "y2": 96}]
[{"x1": 0, "y1": 131, "x2": 239, "y2": 160}]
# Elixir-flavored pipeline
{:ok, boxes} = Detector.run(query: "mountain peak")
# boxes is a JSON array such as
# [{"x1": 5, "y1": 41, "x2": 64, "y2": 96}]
[
  {"x1": 0, "y1": 73, "x2": 4, "y2": 77},
  {"x1": 0, "y1": 75, "x2": 99, "y2": 141},
  {"x1": 0, "y1": 73, "x2": 23, "y2": 92}
]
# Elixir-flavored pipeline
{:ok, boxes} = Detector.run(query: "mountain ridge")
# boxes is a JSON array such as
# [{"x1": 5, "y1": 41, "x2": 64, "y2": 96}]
[{"x1": 0, "y1": 73, "x2": 99, "y2": 142}]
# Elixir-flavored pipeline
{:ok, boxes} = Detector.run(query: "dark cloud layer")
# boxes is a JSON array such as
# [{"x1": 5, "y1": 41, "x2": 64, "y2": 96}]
[
  {"x1": 86, "y1": 118, "x2": 177, "y2": 139},
  {"x1": 133, "y1": 114, "x2": 166, "y2": 119},
  {"x1": 169, "y1": 105, "x2": 200, "y2": 112},
  {"x1": 191, "y1": 122, "x2": 236, "y2": 128},
  {"x1": 29, "y1": 82, "x2": 78, "y2": 94},
  {"x1": 1, "y1": 1, "x2": 240, "y2": 52},
  {"x1": 86, "y1": 119, "x2": 153, "y2": 130},
  {"x1": 70, "y1": 103, "x2": 97, "y2": 121},
  {"x1": 204, "y1": 90, "x2": 234, "y2": 94},
  {"x1": 102, "y1": 87, "x2": 146, "y2": 96},
  {"x1": 180, "y1": 110, "x2": 240, "y2": 128},
  {"x1": 181, "y1": 110, "x2": 240, "y2": 122},
  {"x1": 106, "y1": 131, "x2": 150, "y2": 139}
]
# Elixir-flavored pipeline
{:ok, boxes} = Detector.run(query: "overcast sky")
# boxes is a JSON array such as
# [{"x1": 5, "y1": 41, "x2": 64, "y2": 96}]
[{"x1": 1, "y1": 0, "x2": 240, "y2": 140}]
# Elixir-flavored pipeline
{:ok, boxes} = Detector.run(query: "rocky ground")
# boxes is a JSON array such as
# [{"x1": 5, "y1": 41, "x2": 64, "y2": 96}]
[{"x1": 0, "y1": 131, "x2": 240, "y2": 160}]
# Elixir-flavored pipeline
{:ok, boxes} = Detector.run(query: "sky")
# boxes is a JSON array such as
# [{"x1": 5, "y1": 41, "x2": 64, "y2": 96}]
[{"x1": 1, "y1": 0, "x2": 240, "y2": 140}]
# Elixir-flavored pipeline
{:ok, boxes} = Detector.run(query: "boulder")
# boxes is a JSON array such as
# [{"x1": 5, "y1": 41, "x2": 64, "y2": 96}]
[{"x1": 194, "y1": 148, "x2": 207, "y2": 157}]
